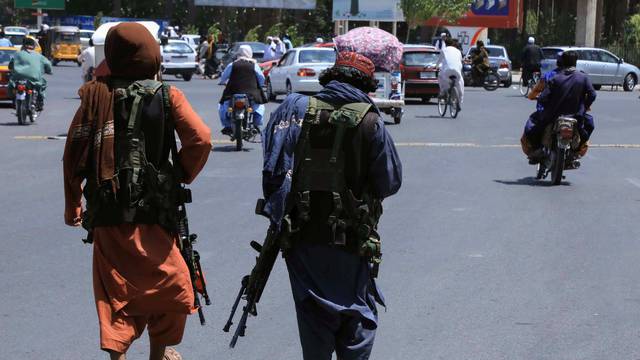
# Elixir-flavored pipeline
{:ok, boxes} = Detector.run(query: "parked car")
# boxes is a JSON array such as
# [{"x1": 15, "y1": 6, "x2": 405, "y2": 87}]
[
  {"x1": 401, "y1": 45, "x2": 440, "y2": 103},
  {"x1": 181, "y1": 34, "x2": 201, "y2": 49},
  {"x1": 220, "y1": 42, "x2": 267, "y2": 69},
  {"x1": 79, "y1": 29, "x2": 95, "y2": 50},
  {"x1": 0, "y1": 47, "x2": 17, "y2": 101},
  {"x1": 541, "y1": 46, "x2": 640, "y2": 91},
  {"x1": 464, "y1": 45, "x2": 512, "y2": 87},
  {"x1": 160, "y1": 39, "x2": 198, "y2": 81},
  {"x1": 266, "y1": 47, "x2": 336, "y2": 100}
]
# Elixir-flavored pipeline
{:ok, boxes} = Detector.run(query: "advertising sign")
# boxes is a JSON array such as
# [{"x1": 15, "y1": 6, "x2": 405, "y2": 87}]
[
  {"x1": 333, "y1": 0, "x2": 404, "y2": 22},
  {"x1": 427, "y1": 0, "x2": 522, "y2": 29},
  {"x1": 446, "y1": 26, "x2": 488, "y2": 54},
  {"x1": 194, "y1": 0, "x2": 315, "y2": 9},
  {"x1": 14, "y1": 0, "x2": 64, "y2": 10}
]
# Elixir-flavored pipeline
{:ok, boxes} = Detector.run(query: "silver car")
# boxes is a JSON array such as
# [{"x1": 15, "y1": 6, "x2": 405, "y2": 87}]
[
  {"x1": 541, "y1": 46, "x2": 640, "y2": 91},
  {"x1": 464, "y1": 45, "x2": 513, "y2": 87},
  {"x1": 266, "y1": 47, "x2": 336, "y2": 100}
]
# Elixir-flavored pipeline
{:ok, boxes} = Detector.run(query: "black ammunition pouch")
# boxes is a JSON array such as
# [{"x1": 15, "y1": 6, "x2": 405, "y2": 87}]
[
  {"x1": 284, "y1": 97, "x2": 384, "y2": 277},
  {"x1": 82, "y1": 80, "x2": 181, "y2": 232}
]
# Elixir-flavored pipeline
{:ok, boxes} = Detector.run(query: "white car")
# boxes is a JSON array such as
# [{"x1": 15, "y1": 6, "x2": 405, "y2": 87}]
[
  {"x1": 3, "y1": 26, "x2": 30, "y2": 48},
  {"x1": 181, "y1": 34, "x2": 201, "y2": 49},
  {"x1": 160, "y1": 39, "x2": 198, "y2": 81},
  {"x1": 80, "y1": 29, "x2": 95, "y2": 49},
  {"x1": 266, "y1": 47, "x2": 336, "y2": 100}
]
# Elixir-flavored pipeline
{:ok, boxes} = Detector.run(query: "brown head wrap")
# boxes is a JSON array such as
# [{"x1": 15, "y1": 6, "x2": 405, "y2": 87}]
[{"x1": 105, "y1": 22, "x2": 160, "y2": 80}]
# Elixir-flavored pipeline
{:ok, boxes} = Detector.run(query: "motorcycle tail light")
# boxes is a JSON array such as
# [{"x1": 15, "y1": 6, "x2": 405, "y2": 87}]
[
  {"x1": 500, "y1": 61, "x2": 509, "y2": 69},
  {"x1": 17, "y1": 84, "x2": 26, "y2": 92},
  {"x1": 234, "y1": 100, "x2": 246, "y2": 109},
  {"x1": 227, "y1": 107, "x2": 233, "y2": 113},
  {"x1": 27, "y1": 89, "x2": 33, "y2": 94},
  {"x1": 560, "y1": 127, "x2": 573, "y2": 139},
  {"x1": 247, "y1": 107, "x2": 253, "y2": 113},
  {"x1": 297, "y1": 68, "x2": 316, "y2": 77}
]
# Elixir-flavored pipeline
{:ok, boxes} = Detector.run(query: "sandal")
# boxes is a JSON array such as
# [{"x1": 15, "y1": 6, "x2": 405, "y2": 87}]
[{"x1": 163, "y1": 347, "x2": 182, "y2": 360}]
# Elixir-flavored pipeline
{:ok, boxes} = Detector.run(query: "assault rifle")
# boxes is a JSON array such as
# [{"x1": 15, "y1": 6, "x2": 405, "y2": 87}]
[
  {"x1": 176, "y1": 186, "x2": 211, "y2": 326},
  {"x1": 223, "y1": 199, "x2": 282, "y2": 348}
]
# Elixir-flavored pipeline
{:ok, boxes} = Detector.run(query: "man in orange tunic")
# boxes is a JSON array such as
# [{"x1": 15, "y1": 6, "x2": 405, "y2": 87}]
[{"x1": 63, "y1": 23, "x2": 212, "y2": 360}]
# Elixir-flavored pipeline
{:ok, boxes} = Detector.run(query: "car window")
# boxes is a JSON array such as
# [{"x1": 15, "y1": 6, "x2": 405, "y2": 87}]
[
  {"x1": 542, "y1": 48, "x2": 562, "y2": 59},
  {"x1": 163, "y1": 42, "x2": 193, "y2": 54},
  {"x1": 6, "y1": 34, "x2": 24, "y2": 45},
  {"x1": 278, "y1": 52, "x2": 292, "y2": 66},
  {"x1": 298, "y1": 50, "x2": 336, "y2": 64},
  {"x1": 403, "y1": 51, "x2": 439, "y2": 66},
  {"x1": 598, "y1": 51, "x2": 618, "y2": 63},
  {"x1": 485, "y1": 47, "x2": 505, "y2": 57},
  {"x1": 55, "y1": 32, "x2": 80, "y2": 42},
  {"x1": 578, "y1": 50, "x2": 599, "y2": 61},
  {"x1": 0, "y1": 49, "x2": 16, "y2": 65},
  {"x1": 247, "y1": 43, "x2": 266, "y2": 53}
]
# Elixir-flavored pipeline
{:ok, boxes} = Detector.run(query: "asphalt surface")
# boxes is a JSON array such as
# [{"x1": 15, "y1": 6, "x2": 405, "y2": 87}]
[{"x1": 2, "y1": 64, "x2": 640, "y2": 360}]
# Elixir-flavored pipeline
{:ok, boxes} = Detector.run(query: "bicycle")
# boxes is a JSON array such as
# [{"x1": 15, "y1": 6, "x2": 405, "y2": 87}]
[
  {"x1": 438, "y1": 75, "x2": 460, "y2": 119},
  {"x1": 519, "y1": 70, "x2": 540, "y2": 97}
]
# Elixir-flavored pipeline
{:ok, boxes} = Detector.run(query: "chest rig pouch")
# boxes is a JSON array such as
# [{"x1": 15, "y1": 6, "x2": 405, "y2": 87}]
[
  {"x1": 83, "y1": 80, "x2": 179, "y2": 232},
  {"x1": 286, "y1": 97, "x2": 383, "y2": 277}
]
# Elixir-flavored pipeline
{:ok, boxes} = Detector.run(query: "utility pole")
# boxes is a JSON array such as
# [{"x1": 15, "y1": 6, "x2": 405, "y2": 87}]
[{"x1": 575, "y1": 0, "x2": 597, "y2": 46}]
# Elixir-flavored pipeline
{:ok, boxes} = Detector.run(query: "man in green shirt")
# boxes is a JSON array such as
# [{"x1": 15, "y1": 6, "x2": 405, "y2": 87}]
[{"x1": 9, "y1": 37, "x2": 52, "y2": 110}]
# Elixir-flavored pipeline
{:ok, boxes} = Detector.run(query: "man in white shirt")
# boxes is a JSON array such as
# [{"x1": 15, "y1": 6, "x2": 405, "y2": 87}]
[
  {"x1": 436, "y1": 37, "x2": 464, "y2": 108},
  {"x1": 78, "y1": 38, "x2": 95, "y2": 82}
]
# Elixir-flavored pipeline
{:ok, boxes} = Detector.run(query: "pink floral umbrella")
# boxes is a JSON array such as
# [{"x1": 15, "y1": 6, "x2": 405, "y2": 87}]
[{"x1": 334, "y1": 27, "x2": 403, "y2": 72}]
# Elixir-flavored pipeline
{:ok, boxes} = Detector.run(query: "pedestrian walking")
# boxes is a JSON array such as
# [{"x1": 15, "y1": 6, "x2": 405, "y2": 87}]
[{"x1": 63, "y1": 22, "x2": 212, "y2": 360}]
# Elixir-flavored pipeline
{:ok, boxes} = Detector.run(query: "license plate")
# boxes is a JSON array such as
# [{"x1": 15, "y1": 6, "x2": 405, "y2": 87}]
[
  {"x1": 16, "y1": 92, "x2": 26, "y2": 100},
  {"x1": 171, "y1": 56, "x2": 188, "y2": 63},
  {"x1": 420, "y1": 72, "x2": 436, "y2": 79}
]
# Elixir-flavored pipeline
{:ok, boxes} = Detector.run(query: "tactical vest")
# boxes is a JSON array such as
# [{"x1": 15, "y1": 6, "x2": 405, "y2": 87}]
[
  {"x1": 220, "y1": 59, "x2": 266, "y2": 104},
  {"x1": 284, "y1": 97, "x2": 384, "y2": 277},
  {"x1": 82, "y1": 79, "x2": 179, "y2": 232}
]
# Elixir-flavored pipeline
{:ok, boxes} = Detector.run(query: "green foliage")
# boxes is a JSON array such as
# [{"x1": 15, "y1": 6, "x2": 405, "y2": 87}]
[
  {"x1": 266, "y1": 22, "x2": 285, "y2": 38},
  {"x1": 285, "y1": 25, "x2": 304, "y2": 47},
  {"x1": 244, "y1": 25, "x2": 262, "y2": 42},
  {"x1": 400, "y1": 0, "x2": 473, "y2": 30},
  {"x1": 208, "y1": 22, "x2": 221, "y2": 39},
  {"x1": 183, "y1": 24, "x2": 198, "y2": 35},
  {"x1": 626, "y1": 14, "x2": 640, "y2": 46},
  {"x1": 94, "y1": 11, "x2": 103, "y2": 29}
]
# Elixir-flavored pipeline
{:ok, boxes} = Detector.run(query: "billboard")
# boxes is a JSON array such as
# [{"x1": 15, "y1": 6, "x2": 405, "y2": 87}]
[
  {"x1": 14, "y1": 0, "x2": 64, "y2": 10},
  {"x1": 194, "y1": 0, "x2": 315, "y2": 9},
  {"x1": 333, "y1": 0, "x2": 404, "y2": 22},
  {"x1": 427, "y1": 0, "x2": 523, "y2": 29}
]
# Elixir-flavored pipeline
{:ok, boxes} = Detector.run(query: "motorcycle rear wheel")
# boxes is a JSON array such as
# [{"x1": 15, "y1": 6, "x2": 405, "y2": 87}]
[
  {"x1": 16, "y1": 99, "x2": 26, "y2": 125},
  {"x1": 234, "y1": 119, "x2": 243, "y2": 151},
  {"x1": 551, "y1": 148, "x2": 566, "y2": 185}
]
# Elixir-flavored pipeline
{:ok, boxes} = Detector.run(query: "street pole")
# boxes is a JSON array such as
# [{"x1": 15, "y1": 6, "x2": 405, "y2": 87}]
[
  {"x1": 37, "y1": 8, "x2": 43, "y2": 28},
  {"x1": 392, "y1": 21, "x2": 397, "y2": 37}
]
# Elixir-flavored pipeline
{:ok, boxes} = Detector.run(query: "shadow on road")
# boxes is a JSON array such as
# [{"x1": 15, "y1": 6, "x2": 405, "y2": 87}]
[
  {"x1": 211, "y1": 145, "x2": 253, "y2": 153},
  {"x1": 494, "y1": 177, "x2": 573, "y2": 187},
  {"x1": 0, "y1": 122, "x2": 24, "y2": 126}
]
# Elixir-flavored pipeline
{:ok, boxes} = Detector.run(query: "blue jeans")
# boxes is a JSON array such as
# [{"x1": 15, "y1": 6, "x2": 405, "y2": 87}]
[{"x1": 218, "y1": 99, "x2": 264, "y2": 129}]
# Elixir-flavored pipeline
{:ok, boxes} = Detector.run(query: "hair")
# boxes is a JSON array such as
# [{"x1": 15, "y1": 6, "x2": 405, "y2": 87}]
[
  {"x1": 476, "y1": 40, "x2": 485, "y2": 48},
  {"x1": 89, "y1": 38, "x2": 94, "y2": 47},
  {"x1": 319, "y1": 66, "x2": 378, "y2": 93},
  {"x1": 445, "y1": 37, "x2": 454, "y2": 47},
  {"x1": 22, "y1": 37, "x2": 36, "y2": 48},
  {"x1": 556, "y1": 52, "x2": 564, "y2": 68},
  {"x1": 561, "y1": 51, "x2": 578, "y2": 68}
]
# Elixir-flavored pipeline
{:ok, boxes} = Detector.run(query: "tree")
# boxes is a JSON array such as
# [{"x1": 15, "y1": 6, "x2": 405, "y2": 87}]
[{"x1": 400, "y1": 0, "x2": 473, "y2": 42}]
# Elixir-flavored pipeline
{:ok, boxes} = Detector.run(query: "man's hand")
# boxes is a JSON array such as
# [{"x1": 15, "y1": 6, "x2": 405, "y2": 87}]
[{"x1": 65, "y1": 211, "x2": 82, "y2": 227}]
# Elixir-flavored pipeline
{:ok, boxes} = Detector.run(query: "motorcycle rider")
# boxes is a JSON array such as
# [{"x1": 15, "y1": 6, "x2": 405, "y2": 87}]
[
  {"x1": 436, "y1": 37, "x2": 464, "y2": 110},
  {"x1": 8, "y1": 37, "x2": 52, "y2": 111},
  {"x1": 469, "y1": 40, "x2": 490, "y2": 85},
  {"x1": 521, "y1": 36, "x2": 544, "y2": 85},
  {"x1": 261, "y1": 51, "x2": 402, "y2": 360},
  {"x1": 522, "y1": 51, "x2": 597, "y2": 163},
  {"x1": 218, "y1": 44, "x2": 266, "y2": 135}
]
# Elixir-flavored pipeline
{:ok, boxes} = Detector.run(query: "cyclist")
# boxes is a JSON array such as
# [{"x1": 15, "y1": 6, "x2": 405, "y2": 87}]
[
  {"x1": 521, "y1": 37, "x2": 544, "y2": 86},
  {"x1": 469, "y1": 40, "x2": 490, "y2": 85},
  {"x1": 436, "y1": 37, "x2": 464, "y2": 110}
]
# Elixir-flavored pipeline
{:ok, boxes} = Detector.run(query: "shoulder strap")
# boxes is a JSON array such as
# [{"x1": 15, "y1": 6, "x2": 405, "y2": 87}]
[
  {"x1": 162, "y1": 84, "x2": 184, "y2": 182},
  {"x1": 304, "y1": 96, "x2": 336, "y2": 124}
]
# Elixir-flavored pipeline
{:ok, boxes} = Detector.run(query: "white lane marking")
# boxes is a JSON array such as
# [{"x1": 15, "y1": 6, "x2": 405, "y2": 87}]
[{"x1": 626, "y1": 178, "x2": 640, "y2": 189}]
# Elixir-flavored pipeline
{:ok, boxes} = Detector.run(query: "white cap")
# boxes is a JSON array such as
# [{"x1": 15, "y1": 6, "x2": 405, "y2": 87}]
[
  {"x1": 441, "y1": 32, "x2": 447, "y2": 37},
  {"x1": 528, "y1": 36, "x2": 535, "y2": 44},
  {"x1": 316, "y1": 37, "x2": 324, "y2": 43}
]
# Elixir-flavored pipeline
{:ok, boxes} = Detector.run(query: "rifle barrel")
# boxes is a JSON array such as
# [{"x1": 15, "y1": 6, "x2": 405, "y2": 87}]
[{"x1": 223, "y1": 282, "x2": 246, "y2": 332}]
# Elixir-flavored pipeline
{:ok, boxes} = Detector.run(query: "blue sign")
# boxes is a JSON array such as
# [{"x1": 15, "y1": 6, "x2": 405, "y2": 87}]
[
  {"x1": 471, "y1": 0, "x2": 509, "y2": 16},
  {"x1": 49, "y1": 15, "x2": 95, "y2": 29}
]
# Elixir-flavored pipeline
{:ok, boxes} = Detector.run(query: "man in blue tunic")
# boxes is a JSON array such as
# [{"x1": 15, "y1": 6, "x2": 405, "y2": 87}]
[{"x1": 261, "y1": 51, "x2": 402, "y2": 360}]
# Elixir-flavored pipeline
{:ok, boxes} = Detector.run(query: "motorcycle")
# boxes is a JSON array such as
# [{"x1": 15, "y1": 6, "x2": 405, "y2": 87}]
[
  {"x1": 536, "y1": 116, "x2": 582, "y2": 185},
  {"x1": 14, "y1": 80, "x2": 39, "y2": 125},
  {"x1": 227, "y1": 94, "x2": 260, "y2": 151},
  {"x1": 463, "y1": 60, "x2": 500, "y2": 91}
]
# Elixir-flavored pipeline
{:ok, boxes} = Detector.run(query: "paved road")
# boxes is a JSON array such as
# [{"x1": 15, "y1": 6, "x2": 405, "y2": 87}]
[{"x1": 2, "y1": 64, "x2": 640, "y2": 359}]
